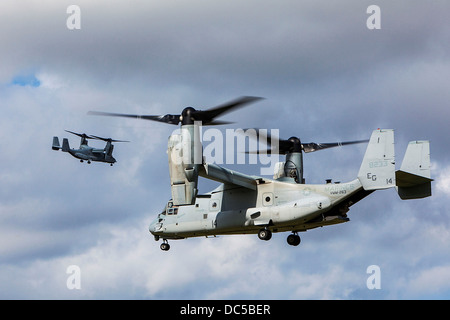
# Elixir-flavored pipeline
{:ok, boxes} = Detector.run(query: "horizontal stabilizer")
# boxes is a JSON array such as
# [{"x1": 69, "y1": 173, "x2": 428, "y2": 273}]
[
  {"x1": 396, "y1": 170, "x2": 432, "y2": 187},
  {"x1": 396, "y1": 140, "x2": 432, "y2": 199}
]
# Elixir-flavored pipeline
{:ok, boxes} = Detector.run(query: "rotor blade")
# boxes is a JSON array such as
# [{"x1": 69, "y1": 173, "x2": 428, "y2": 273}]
[
  {"x1": 245, "y1": 148, "x2": 275, "y2": 155},
  {"x1": 87, "y1": 111, "x2": 181, "y2": 125},
  {"x1": 109, "y1": 139, "x2": 130, "y2": 143},
  {"x1": 89, "y1": 135, "x2": 129, "y2": 142},
  {"x1": 194, "y1": 96, "x2": 264, "y2": 124},
  {"x1": 244, "y1": 129, "x2": 369, "y2": 154},
  {"x1": 202, "y1": 120, "x2": 235, "y2": 126},
  {"x1": 65, "y1": 130, "x2": 93, "y2": 139},
  {"x1": 243, "y1": 128, "x2": 292, "y2": 154},
  {"x1": 302, "y1": 139, "x2": 369, "y2": 153},
  {"x1": 87, "y1": 96, "x2": 263, "y2": 126}
]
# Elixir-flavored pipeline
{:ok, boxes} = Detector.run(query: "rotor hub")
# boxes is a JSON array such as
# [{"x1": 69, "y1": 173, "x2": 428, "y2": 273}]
[
  {"x1": 288, "y1": 136, "x2": 302, "y2": 153},
  {"x1": 180, "y1": 107, "x2": 196, "y2": 125}
]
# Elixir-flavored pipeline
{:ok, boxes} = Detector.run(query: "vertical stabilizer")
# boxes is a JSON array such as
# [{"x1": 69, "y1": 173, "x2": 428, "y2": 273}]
[
  {"x1": 52, "y1": 137, "x2": 60, "y2": 150},
  {"x1": 62, "y1": 138, "x2": 70, "y2": 152},
  {"x1": 358, "y1": 129, "x2": 396, "y2": 190},
  {"x1": 396, "y1": 140, "x2": 432, "y2": 199}
]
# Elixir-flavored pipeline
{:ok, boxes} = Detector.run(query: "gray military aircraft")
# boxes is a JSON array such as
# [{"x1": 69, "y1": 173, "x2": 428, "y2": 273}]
[
  {"x1": 52, "y1": 130, "x2": 128, "y2": 165},
  {"x1": 89, "y1": 97, "x2": 432, "y2": 251}
]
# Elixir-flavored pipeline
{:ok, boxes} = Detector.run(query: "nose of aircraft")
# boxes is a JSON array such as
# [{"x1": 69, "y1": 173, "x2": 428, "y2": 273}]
[
  {"x1": 148, "y1": 218, "x2": 162, "y2": 241},
  {"x1": 149, "y1": 216, "x2": 164, "y2": 235},
  {"x1": 148, "y1": 218, "x2": 157, "y2": 234}
]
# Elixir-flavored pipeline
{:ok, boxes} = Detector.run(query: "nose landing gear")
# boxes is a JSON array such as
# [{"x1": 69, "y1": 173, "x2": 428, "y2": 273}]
[{"x1": 160, "y1": 240, "x2": 170, "y2": 251}]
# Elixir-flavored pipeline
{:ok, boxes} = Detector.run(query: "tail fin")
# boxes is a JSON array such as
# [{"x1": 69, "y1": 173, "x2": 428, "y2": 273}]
[
  {"x1": 358, "y1": 129, "x2": 396, "y2": 190},
  {"x1": 396, "y1": 140, "x2": 432, "y2": 199},
  {"x1": 52, "y1": 137, "x2": 60, "y2": 150},
  {"x1": 105, "y1": 142, "x2": 114, "y2": 156},
  {"x1": 62, "y1": 138, "x2": 70, "y2": 152}
]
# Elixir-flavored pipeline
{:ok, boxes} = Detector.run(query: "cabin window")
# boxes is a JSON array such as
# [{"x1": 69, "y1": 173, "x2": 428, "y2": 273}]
[{"x1": 262, "y1": 192, "x2": 274, "y2": 206}]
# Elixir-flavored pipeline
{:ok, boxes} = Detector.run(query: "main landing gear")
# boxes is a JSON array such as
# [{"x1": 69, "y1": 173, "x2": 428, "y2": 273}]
[
  {"x1": 286, "y1": 232, "x2": 301, "y2": 246},
  {"x1": 258, "y1": 228, "x2": 272, "y2": 241},
  {"x1": 258, "y1": 228, "x2": 301, "y2": 247}
]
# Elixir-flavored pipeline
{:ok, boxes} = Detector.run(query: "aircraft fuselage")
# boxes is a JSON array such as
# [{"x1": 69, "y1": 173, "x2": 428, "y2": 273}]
[{"x1": 149, "y1": 178, "x2": 368, "y2": 241}]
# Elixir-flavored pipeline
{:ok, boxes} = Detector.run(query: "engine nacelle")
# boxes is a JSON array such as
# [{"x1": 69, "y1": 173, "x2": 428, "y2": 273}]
[
  {"x1": 273, "y1": 152, "x2": 304, "y2": 184},
  {"x1": 273, "y1": 162, "x2": 286, "y2": 180},
  {"x1": 167, "y1": 124, "x2": 202, "y2": 205}
]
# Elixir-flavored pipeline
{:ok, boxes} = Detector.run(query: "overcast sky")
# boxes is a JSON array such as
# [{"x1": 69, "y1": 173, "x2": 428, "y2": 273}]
[{"x1": 1, "y1": 0, "x2": 449, "y2": 300}]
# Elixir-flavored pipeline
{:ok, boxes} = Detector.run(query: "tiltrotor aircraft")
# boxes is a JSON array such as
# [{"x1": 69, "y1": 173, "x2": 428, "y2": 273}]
[
  {"x1": 89, "y1": 96, "x2": 432, "y2": 251},
  {"x1": 52, "y1": 130, "x2": 128, "y2": 165}
]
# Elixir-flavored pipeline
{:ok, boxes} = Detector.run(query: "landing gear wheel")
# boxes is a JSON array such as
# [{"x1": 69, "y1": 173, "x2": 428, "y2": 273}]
[
  {"x1": 160, "y1": 241, "x2": 170, "y2": 251},
  {"x1": 287, "y1": 234, "x2": 301, "y2": 246},
  {"x1": 258, "y1": 228, "x2": 272, "y2": 241}
]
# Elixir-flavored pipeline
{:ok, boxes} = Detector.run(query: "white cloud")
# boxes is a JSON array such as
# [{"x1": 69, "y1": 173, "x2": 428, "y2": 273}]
[
  {"x1": 436, "y1": 165, "x2": 450, "y2": 197},
  {"x1": 404, "y1": 265, "x2": 450, "y2": 298},
  {"x1": 1, "y1": 0, "x2": 450, "y2": 300},
  {"x1": 36, "y1": 72, "x2": 66, "y2": 89}
]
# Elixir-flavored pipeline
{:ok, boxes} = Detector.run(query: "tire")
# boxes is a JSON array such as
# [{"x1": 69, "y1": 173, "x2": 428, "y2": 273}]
[
  {"x1": 160, "y1": 243, "x2": 170, "y2": 251},
  {"x1": 258, "y1": 229, "x2": 272, "y2": 241},
  {"x1": 287, "y1": 234, "x2": 301, "y2": 246}
]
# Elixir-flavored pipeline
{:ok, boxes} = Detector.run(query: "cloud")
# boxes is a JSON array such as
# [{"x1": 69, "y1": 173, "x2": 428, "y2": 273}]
[
  {"x1": 0, "y1": 0, "x2": 449, "y2": 300},
  {"x1": 36, "y1": 72, "x2": 66, "y2": 89},
  {"x1": 405, "y1": 265, "x2": 450, "y2": 298},
  {"x1": 436, "y1": 165, "x2": 450, "y2": 197}
]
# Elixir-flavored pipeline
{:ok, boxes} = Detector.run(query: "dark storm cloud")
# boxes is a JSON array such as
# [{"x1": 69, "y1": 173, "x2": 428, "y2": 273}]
[
  {"x1": 4, "y1": 1, "x2": 445, "y2": 87},
  {"x1": 1, "y1": 0, "x2": 449, "y2": 299}
]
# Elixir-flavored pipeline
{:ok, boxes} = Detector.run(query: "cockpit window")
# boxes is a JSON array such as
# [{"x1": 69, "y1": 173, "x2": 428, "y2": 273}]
[{"x1": 167, "y1": 208, "x2": 178, "y2": 215}]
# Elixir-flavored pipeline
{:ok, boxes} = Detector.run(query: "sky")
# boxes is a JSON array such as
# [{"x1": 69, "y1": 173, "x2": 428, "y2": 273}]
[{"x1": 0, "y1": 0, "x2": 449, "y2": 300}]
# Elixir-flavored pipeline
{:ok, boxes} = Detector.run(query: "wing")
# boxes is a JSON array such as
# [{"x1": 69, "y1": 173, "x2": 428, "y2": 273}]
[{"x1": 199, "y1": 163, "x2": 264, "y2": 190}]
